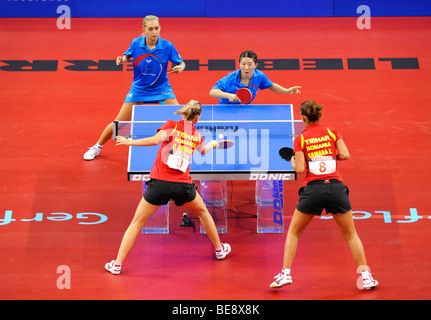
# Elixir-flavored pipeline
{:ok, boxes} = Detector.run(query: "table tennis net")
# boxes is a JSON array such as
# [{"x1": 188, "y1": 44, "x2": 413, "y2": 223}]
[{"x1": 113, "y1": 120, "x2": 305, "y2": 140}]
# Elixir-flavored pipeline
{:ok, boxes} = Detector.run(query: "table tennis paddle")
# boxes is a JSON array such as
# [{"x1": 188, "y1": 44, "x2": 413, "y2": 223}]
[
  {"x1": 216, "y1": 140, "x2": 234, "y2": 149},
  {"x1": 236, "y1": 87, "x2": 252, "y2": 104},
  {"x1": 279, "y1": 147, "x2": 294, "y2": 161},
  {"x1": 167, "y1": 65, "x2": 184, "y2": 74}
]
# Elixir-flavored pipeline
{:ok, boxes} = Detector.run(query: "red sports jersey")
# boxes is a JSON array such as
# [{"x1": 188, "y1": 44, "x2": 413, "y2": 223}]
[
  {"x1": 293, "y1": 122, "x2": 343, "y2": 185},
  {"x1": 149, "y1": 120, "x2": 204, "y2": 184}
]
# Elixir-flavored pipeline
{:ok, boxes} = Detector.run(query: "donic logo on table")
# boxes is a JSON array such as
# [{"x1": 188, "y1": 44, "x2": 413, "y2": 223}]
[{"x1": 272, "y1": 180, "x2": 283, "y2": 225}]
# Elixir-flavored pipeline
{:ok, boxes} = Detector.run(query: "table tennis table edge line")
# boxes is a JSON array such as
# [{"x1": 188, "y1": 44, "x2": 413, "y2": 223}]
[{"x1": 115, "y1": 120, "x2": 304, "y2": 123}]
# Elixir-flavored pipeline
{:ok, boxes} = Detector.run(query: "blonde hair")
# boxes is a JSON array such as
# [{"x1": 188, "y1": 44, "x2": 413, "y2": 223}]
[
  {"x1": 143, "y1": 15, "x2": 159, "y2": 28},
  {"x1": 300, "y1": 100, "x2": 323, "y2": 123},
  {"x1": 175, "y1": 100, "x2": 202, "y2": 121}
]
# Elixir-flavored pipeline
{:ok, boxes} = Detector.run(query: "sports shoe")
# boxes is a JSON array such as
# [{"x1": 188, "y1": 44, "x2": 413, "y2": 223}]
[
  {"x1": 83, "y1": 145, "x2": 101, "y2": 160},
  {"x1": 270, "y1": 270, "x2": 293, "y2": 288},
  {"x1": 215, "y1": 243, "x2": 231, "y2": 260},
  {"x1": 105, "y1": 260, "x2": 122, "y2": 275},
  {"x1": 361, "y1": 272, "x2": 379, "y2": 289}
]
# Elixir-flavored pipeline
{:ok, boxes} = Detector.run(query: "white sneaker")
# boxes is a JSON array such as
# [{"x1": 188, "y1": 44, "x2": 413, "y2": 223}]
[
  {"x1": 105, "y1": 260, "x2": 121, "y2": 275},
  {"x1": 270, "y1": 270, "x2": 293, "y2": 288},
  {"x1": 215, "y1": 243, "x2": 231, "y2": 260},
  {"x1": 83, "y1": 145, "x2": 101, "y2": 160},
  {"x1": 361, "y1": 272, "x2": 379, "y2": 289}
]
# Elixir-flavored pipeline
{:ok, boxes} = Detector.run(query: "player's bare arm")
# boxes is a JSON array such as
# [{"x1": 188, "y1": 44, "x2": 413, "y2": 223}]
[{"x1": 269, "y1": 83, "x2": 301, "y2": 94}]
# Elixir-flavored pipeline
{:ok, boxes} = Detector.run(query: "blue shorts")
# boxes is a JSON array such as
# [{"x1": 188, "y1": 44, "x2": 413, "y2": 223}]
[{"x1": 124, "y1": 86, "x2": 176, "y2": 103}]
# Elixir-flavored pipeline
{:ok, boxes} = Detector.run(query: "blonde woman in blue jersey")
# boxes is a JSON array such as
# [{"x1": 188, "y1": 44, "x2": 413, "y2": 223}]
[
  {"x1": 84, "y1": 15, "x2": 185, "y2": 161},
  {"x1": 209, "y1": 51, "x2": 301, "y2": 104}
]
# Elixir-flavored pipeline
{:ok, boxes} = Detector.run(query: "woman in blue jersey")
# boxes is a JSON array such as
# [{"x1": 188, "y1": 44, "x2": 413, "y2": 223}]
[
  {"x1": 84, "y1": 15, "x2": 186, "y2": 160},
  {"x1": 209, "y1": 51, "x2": 301, "y2": 104}
]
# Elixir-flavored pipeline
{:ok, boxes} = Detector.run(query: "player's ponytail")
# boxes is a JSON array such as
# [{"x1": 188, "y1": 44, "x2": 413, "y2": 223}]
[
  {"x1": 175, "y1": 100, "x2": 202, "y2": 121},
  {"x1": 300, "y1": 100, "x2": 323, "y2": 123}
]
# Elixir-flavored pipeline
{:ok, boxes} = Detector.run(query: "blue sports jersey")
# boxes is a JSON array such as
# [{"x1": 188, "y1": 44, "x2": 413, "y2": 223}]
[
  {"x1": 123, "y1": 36, "x2": 183, "y2": 102},
  {"x1": 212, "y1": 69, "x2": 273, "y2": 104}
]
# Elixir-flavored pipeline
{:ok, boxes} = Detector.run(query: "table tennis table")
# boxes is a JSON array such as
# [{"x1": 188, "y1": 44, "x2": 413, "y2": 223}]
[{"x1": 114, "y1": 104, "x2": 304, "y2": 234}]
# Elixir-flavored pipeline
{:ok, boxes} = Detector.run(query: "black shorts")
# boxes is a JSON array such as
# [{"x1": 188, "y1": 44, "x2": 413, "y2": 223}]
[
  {"x1": 296, "y1": 179, "x2": 352, "y2": 216},
  {"x1": 143, "y1": 179, "x2": 197, "y2": 206}
]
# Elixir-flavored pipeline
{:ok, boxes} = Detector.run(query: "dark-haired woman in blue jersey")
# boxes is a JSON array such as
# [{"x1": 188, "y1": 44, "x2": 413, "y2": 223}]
[{"x1": 209, "y1": 51, "x2": 301, "y2": 104}]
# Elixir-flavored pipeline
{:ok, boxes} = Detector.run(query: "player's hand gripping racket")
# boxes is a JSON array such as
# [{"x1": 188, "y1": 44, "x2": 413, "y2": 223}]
[
  {"x1": 236, "y1": 87, "x2": 252, "y2": 104},
  {"x1": 167, "y1": 64, "x2": 185, "y2": 74},
  {"x1": 279, "y1": 147, "x2": 294, "y2": 161},
  {"x1": 167, "y1": 67, "x2": 181, "y2": 74}
]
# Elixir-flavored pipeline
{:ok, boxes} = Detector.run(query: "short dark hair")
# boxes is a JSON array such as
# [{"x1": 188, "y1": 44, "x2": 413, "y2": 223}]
[{"x1": 239, "y1": 51, "x2": 258, "y2": 64}]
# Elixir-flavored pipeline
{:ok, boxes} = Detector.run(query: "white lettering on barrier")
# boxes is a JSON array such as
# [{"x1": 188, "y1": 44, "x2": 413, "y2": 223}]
[
  {"x1": 1, "y1": 209, "x2": 427, "y2": 226},
  {"x1": 0, "y1": 210, "x2": 108, "y2": 226}
]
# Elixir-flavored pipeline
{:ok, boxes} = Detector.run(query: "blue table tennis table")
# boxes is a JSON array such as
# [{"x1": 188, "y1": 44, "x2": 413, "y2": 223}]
[
  {"x1": 125, "y1": 104, "x2": 300, "y2": 181},
  {"x1": 115, "y1": 104, "x2": 303, "y2": 234}
]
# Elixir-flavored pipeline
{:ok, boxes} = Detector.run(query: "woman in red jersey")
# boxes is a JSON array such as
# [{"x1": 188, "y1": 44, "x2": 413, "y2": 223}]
[
  {"x1": 105, "y1": 100, "x2": 231, "y2": 275},
  {"x1": 270, "y1": 100, "x2": 378, "y2": 290}
]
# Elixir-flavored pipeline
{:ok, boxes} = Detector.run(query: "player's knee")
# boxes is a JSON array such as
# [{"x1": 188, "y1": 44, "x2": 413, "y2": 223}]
[
  {"x1": 193, "y1": 207, "x2": 209, "y2": 218},
  {"x1": 341, "y1": 229, "x2": 358, "y2": 243},
  {"x1": 287, "y1": 228, "x2": 305, "y2": 240}
]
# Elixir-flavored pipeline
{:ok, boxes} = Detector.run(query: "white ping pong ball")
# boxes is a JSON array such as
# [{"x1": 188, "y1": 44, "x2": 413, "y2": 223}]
[{"x1": 218, "y1": 134, "x2": 223, "y2": 139}]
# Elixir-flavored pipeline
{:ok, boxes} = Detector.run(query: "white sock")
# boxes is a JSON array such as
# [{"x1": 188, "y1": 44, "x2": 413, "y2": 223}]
[
  {"x1": 95, "y1": 143, "x2": 103, "y2": 149},
  {"x1": 216, "y1": 244, "x2": 224, "y2": 251},
  {"x1": 361, "y1": 270, "x2": 370, "y2": 279},
  {"x1": 282, "y1": 268, "x2": 291, "y2": 275}
]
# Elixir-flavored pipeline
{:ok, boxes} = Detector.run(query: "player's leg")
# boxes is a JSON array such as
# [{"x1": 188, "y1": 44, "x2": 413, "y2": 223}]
[
  {"x1": 183, "y1": 192, "x2": 231, "y2": 259},
  {"x1": 162, "y1": 98, "x2": 179, "y2": 105},
  {"x1": 184, "y1": 192, "x2": 221, "y2": 248},
  {"x1": 84, "y1": 101, "x2": 138, "y2": 160},
  {"x1": 98, "y1": 101, "x2": 138, "y2": 146},
  {"x1": 105, "y1": 197, "x2": 159, "y2": 274},
  {"x1": 270, "y1": 209, "x2": 314, "y2": 288},
  {"x1": 116, "y1": 197, "x2": 159, "y2": 264},
  {"x1": 282, "y1": 209, "x2": 315, "y2": 269},
  {"x1": 332, "y1": 211, "x2": 378, "y2": 288},
  {"x1": 332, "y1": 211, "x2": 367, "y2": 266}
]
